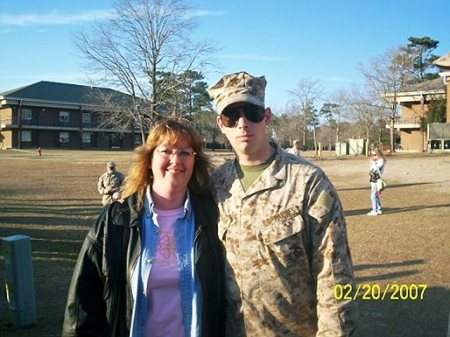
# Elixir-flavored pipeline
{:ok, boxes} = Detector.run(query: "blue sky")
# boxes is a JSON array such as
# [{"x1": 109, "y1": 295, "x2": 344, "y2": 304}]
[{"x1": 1, "y1": 0, "x2": 449, "y2": 112}]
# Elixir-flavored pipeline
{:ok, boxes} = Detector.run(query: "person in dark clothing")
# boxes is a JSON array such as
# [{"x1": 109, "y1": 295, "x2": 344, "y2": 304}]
[{"x1": 62, "y1": 118, "x2": 226, "y2": 337}]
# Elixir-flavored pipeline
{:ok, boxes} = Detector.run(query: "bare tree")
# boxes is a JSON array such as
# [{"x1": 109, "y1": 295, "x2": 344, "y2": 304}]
[
  {"x1": 75, "y1": 0, "x2": 213, "y2": 141},
  {"x1": 288, "y1": 78, "x2": 323, "y2": 148},
  {"x1": 359, "y1": 46, "x2": 414, "y2": 152},
  {"x1": 272, "y1": 107, "x2": 302, "y2": 148}
]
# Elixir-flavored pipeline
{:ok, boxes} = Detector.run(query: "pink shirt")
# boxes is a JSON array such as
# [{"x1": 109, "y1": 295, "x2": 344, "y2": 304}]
[{"x1": 145, "y1": 207, "x2": 185, "y2": 337}]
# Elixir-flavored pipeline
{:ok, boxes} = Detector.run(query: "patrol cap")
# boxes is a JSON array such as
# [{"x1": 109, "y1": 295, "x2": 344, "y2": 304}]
[
  {"x1": 208, "y1": 71, "x2": 267, "y2": 114},
  {"x1": 107, "y1": 161, "x2": 116, "y2": 169}
]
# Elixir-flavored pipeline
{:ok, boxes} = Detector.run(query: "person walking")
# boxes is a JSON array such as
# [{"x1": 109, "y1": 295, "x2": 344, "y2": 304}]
[
  {"x1": 367, "y1": 147, "x2": 386, "y2": 216},
  {"x1": 97, "y1": 161, "x2": 125, "y2": 206},
  {"x1": 62, "y1": 118, "x2": 226, "y2": 337},
  {"x1": 208, "y1": 71, "x2": 357, "y2": 337}
]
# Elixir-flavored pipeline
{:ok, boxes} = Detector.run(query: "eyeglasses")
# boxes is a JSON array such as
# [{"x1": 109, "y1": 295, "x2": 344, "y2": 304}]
[
  {"x1": 220, "y1": 105, "x2": 266, "y2": 128},
  {"x1": 156, "y1": 148, "x2": 196, "y2": 159}
]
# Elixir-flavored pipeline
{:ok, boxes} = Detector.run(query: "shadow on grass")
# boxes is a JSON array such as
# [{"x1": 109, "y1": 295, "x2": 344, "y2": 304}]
[
  {"x1": 352, "y1": 258, "x2": 449, "y2": 336},
  {"x1": 354, "y1": 287, "x2": 450, "y2": 337},
  {"x1": 337, "y1": 180, "x2": 450, "y2": 192},
  {"x1": 345, "y1": 202, "x2": 450, "y2": 217}
]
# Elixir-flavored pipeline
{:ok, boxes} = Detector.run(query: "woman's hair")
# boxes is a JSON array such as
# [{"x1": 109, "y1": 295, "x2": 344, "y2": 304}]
[
  {"x1": 372, "y1": 147, "x2": 386, "y2": 160},
  {"x1": 121, "y1": 118, "x2": 211, "y2": 209}
]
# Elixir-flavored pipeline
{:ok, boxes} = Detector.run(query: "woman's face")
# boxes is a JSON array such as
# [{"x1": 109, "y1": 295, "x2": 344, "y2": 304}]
[{"x1": 150, "y1": 136, "x2": 196, "y2": 194}]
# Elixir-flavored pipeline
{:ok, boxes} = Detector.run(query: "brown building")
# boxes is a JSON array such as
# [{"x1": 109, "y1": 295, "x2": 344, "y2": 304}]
[
  {"x1": 0, "y1": 81, "x2": 140, "y2": 150},
  {"x1": 393, "y1": 78, "x2": 446, "y2": 152}
]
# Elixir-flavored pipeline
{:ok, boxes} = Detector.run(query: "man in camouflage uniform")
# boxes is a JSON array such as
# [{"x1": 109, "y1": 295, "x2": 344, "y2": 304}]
[
  {"x1": 208, "y1": 71, "x2": 357, "y2": 337},
  {"x1": 97, "y1": 161, "x2": 125, "y2": 206}
]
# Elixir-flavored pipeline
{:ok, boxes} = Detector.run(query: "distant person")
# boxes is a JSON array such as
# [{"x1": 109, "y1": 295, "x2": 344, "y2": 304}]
[
  {"x1": 287, "y1": 139, "x2": 301, "y2": 156},
  {"x1": 97, "y1": 161, "x2": 125, "y2": 206},
  {"x1": 62, "y1": 118, "x2": 226, "y2": 337},
  {"x1": 208, "y1": 71, "x2": 357, "y2": 336},
  {"x1": 36, "y1": 147, "x2": 42, "y2": 156},
  {"x1": 367, "y1": 148, "x2": 386, "y2": 216}
]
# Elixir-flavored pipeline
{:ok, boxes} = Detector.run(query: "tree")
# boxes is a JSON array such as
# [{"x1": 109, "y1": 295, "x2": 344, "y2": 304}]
[
  {"x1": 425, "y1": 97, "x2": 447, "y2": 125},
  {"x1": 75, "y1": 0, "x2": 213, "y2": 142},
  {"x1": 319, "y1": 102, "x2": 340, "y2": 149},
  {"x1": 288, "y1": 78, "x2": 323, "y2": 148},
  {"x1": 271, "y1": 110, "x2": 300, "y2": 148},
  {"x1": 405, "y1": 36, "x2": 440, "y2": 83},
  {"x1": 156, "y1": 70, "x2": 213, "y2": 118},
  {"x1": 360, "y1": 46, "x2": 414, "y2": 153}
]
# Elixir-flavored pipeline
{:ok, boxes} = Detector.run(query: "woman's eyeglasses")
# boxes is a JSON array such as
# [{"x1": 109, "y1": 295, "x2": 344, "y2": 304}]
[
  {"x1": 156, "y1": 148, "x2": 196, "y2": 159},
  {"x1": 219, "y1": 105, "x2": 266, "y2": 128}
]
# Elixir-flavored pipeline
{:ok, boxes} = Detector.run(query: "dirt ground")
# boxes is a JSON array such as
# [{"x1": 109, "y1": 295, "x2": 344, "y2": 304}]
[{"x1": 0, "y1": 149, "x2": 449, "y2": 337}]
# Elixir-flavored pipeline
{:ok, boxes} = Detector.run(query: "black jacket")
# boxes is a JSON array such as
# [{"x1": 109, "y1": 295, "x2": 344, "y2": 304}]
[{"x1": 62, "y1": 192, "x2": 226, "y2": 337}]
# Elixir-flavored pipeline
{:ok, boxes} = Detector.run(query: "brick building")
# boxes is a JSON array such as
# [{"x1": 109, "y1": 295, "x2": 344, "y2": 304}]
[
  {"x1": 0, "y1": 81, "x2": 140, "y2": 150},
  {"x1": 394, "y1": 78, "x2": 446, "y2": 152}
]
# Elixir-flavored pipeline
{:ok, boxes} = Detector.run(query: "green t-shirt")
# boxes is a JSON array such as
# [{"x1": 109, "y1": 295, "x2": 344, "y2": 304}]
[{"x1": 235, "y1": 153, "x2": 276, "y2": 191}]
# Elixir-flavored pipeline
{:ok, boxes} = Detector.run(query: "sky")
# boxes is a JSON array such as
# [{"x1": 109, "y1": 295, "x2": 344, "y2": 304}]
[{"x1": 0, "y1": 0, "x2": 449, "y2": 113}]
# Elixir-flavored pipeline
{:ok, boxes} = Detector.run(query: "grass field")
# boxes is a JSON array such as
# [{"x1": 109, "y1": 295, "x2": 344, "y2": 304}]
[{"x1": 0, "y1": 148, "x2": 449, "y2": 337}]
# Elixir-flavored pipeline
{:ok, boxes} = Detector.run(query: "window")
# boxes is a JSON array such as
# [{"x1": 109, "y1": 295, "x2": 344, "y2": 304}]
[
  {"x1": 134, "y1": 134, "x2": 142, "y2": 145},
  {"x1": 82, "y1": 132, "x2": 91, "y2": 144},
  {"x1": 21, "y1": 130, "x2": 31, "y2": 142},
  {"x1": 21, "y1": 108, "x2": 32, "y2": 120},
  {"x1": 82, "y1": 112, "x2": 91, "y2": 124},
  {"x1": 59, "y1": 132, "x2": 69, "y2": 143},
  {"x1": 59, "y1": 111, "x2": 70, "y2": 122}
]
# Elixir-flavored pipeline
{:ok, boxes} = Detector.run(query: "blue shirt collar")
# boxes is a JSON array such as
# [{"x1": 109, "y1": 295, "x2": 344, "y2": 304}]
[{"x1": 145, "y1": 185, "x2": 192, "y2": 218}]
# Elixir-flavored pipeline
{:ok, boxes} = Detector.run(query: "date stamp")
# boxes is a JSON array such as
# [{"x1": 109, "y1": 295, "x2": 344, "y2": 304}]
[{"x1": 334, "y1": 283, "x2": 428, "y2": 301}]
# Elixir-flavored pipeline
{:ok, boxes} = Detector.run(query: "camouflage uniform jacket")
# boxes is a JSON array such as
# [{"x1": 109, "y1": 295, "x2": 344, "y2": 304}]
[
  {"x1": 97, "y1": 171, "x2": 125, "y2": 206},
  {"x1": 211, "y1": 144, "x2": 357, "y2": 337}
]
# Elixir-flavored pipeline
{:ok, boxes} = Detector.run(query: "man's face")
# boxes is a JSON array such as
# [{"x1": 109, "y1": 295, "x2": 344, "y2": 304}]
[{"x1": 217, "y1": 103, "x2": 272, "y2": 159}]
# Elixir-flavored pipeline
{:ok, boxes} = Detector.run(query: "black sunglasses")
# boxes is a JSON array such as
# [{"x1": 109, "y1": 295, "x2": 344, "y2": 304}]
[{"x1": 220, "y1": 105, "x2": 266, "y2": 127}]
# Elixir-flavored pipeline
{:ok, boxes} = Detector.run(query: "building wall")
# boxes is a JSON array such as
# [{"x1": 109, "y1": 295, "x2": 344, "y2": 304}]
[
  {"x1": 0, "y1": 130, "x2": 13, "y2": 149},
  {"x1": 400, "y1": 129, "x2": 426, "y2": 152},
  {"x1": 0, "y1": 103, "x2": 139, "y2": 150},
  {"x1": 401, "y1": 103, "x2": 430, "y2": 121},
  {"x1": 0, "y1": 108, "x2": 14, "y2": 149},
  {"x1": 0, "y1": 107, "x2": 13, "y2": 122}
]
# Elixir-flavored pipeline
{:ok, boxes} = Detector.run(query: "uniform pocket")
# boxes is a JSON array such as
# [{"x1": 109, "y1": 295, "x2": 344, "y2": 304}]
[{"x1": 260, "y1": 214, "x2": 304, "y2": 246}]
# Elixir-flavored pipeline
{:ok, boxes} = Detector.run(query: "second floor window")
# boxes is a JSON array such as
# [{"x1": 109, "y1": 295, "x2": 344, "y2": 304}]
[
  {"x1": 60, "y1": 111, "x2": 70, "y2": 122},
  {"x1": 21, "y1": 108, "x2": 32, "y2": 120},
  {"x1": 82, "y1": 112, "x2": 91, "y2": 124}
]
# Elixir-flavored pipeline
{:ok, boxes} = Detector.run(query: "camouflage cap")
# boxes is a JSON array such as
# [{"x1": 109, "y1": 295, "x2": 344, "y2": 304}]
[
  {"x1": 107, "y1": 161, "x2": 116, "y2": 169},
  {"x1": 208, "y1": 71, "x2": 267, "y2": 114}
]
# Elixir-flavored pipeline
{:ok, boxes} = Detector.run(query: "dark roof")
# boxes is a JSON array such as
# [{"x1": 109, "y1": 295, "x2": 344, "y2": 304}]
[
  {"x1": 434, "y1": 52, "x2": 450, "y2": 69},
  {"x1": 0, "y1": 81, "x2": 132, "y2": 107},
  {"x1": 408, "y1": 78, "x2": 445, "y2": 92}
]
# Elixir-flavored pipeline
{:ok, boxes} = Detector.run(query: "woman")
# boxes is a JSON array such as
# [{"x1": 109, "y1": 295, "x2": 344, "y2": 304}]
[
  {"x1": 368, "y1": 147, "x2": 386, "y2": 216},
  {"x1": 62, "y1": 118, "x2": 226, "y2": 337}
]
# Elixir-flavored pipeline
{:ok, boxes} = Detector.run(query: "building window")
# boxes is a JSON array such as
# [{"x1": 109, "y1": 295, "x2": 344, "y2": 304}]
[
  {"x1": 82, "y1": 112, "x2": 91, "y2": 124},
  {"x1": 21, "y1": 108, "x2": 32, "y2": 120},
  {"x1": 82, "y1": 132, "x2": 91, "y2": 143},
  {"x1": 59, "y1": 111, "x2": 70, "y2": 122},
  {"x1": 21, "y1": 130, "x2": 32, "y2": 142},
  {"x1": 59, "y1": 132, "x2": 69, "y2": 143}
]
